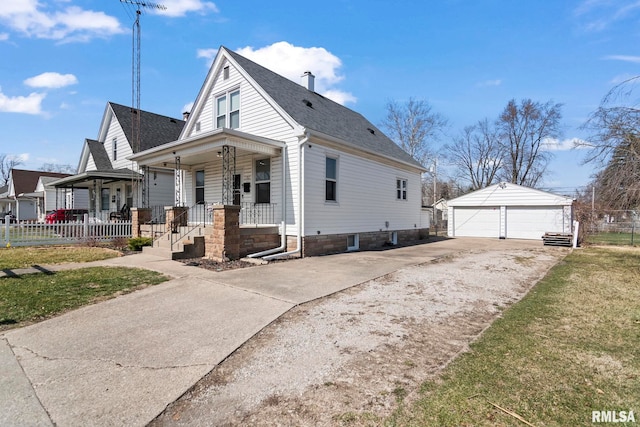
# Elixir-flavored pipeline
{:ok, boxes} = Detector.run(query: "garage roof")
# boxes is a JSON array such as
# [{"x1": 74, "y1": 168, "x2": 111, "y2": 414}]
[{"x1": 448, "y1": 182, "x2": 574, "y2": 207}]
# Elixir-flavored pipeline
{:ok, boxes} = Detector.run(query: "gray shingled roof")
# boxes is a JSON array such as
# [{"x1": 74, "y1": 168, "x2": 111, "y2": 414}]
[
  {"x1": 224, "y1": 47, "x2": 424, "y2": 170},
  {"x1": 86, "y1": 139, "x2": 112, "y2": 170},
  {"x1": 109, "y1": 102, "x2": 185, "y2": 153}
]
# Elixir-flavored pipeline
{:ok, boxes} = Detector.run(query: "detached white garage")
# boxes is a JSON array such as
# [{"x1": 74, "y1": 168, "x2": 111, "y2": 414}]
[{"x1": 447, "y1": 183, "x2": 574, "y2": 240}]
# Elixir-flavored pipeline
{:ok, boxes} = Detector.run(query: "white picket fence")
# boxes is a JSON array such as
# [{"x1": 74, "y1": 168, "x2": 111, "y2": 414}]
[{"x1": 2, "y1": 215, "x2": 132, "y2": 247}]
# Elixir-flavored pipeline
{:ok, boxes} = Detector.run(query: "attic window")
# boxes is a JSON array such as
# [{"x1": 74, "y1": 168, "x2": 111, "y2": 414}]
[
  {"x1": 223, "y1": 66, "x2": 230, "y2": 80},
  {"x1": 302, "y1": 99, "x2": 313, "y2": 108},
  {"x1": 367, "y1": 127, "x2": 375, "y2": 135}
]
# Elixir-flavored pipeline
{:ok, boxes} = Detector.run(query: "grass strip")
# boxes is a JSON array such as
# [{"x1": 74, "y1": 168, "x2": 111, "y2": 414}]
[
  {"x1": 386, "y1": 247, "x2": 640, "y2": 426},
  {"x1": 0, "y1": 246, "x2": 120, "y2": 270},
  {"x1": 0, "y1": 267, "x2": 167, "y2": 330}
]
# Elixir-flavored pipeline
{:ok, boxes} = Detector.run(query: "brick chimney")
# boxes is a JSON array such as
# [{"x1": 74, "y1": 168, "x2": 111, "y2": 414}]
[{"x1": 301, "y1": 71, "x2": 315, "y2": 92}]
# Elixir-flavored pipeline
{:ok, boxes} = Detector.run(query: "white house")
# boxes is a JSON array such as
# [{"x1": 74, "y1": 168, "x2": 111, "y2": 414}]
[
  {"x1": 447, "y1": 182, "x2": 574, "y2": 240},
  {"x1": 130, "y1": 46, "x2": 428, "y2": 257},
  {"x1": 5, "y1": 169, "x2": 88, "y2": 222},
  {"x1": 50, "y1": 102, "x2": 185, "y2": 221}
]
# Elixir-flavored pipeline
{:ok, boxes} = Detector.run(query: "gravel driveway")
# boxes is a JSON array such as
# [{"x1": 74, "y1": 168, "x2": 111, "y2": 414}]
[{"x1": 152, "y1": 245, "x2": 567, "y2": 426}]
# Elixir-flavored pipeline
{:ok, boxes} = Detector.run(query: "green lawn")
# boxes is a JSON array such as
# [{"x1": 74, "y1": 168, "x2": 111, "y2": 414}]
[
  {"x1": 586, "y1": 232, "x2": 637, "y2": 246},
  {"x1": 384, "y1": 247, "x2": 640, "y2": 426},
  {"x1": 0, "y1": 267, "x2": 167, "y2": 330},
  {"x1": 0, "y1": 246, "x2": 120, "y2": 270}
]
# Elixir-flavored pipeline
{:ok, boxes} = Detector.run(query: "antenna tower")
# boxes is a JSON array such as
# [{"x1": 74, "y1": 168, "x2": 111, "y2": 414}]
[{"x1": 119, "y1": 0, "x2": 166, "y2": 207}]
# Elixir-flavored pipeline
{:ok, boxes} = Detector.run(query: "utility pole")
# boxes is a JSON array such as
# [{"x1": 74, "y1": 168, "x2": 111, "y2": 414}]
[{"x1": 119, "y1": 0, "x2": 166, "y2": 207}]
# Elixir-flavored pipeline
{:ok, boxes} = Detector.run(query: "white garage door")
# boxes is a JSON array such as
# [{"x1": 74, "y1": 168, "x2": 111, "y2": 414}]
[
  {"x1": 452, "y1": 207, "x2": 500, "y2": 238},
  {"x1": 506, "y1": 206, "x2": 565, "y2": 240}
]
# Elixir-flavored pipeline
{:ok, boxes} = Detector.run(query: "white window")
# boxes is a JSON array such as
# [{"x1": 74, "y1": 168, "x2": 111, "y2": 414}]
[
  {"x1": 112, "y1": 138, "x2": 117, "y2": 161},
  {"x1": 255, "y1": 158, "x2": 270, "y2": 204},
  {"x1": 326, "y1": 157, "x2": 337, "y2": 202},
  {"x1": 215, "y1": 89, "x2": 240, "y2": 129},
  {"x1": 347, "y1": 234, "x2": 359, "y2": 251},
  {"x1": 195, "y1": 170, "x2": 205, "y2": 204},
  {"x1": 396, "y1": 178, "x2": 407, "y2": 200}
]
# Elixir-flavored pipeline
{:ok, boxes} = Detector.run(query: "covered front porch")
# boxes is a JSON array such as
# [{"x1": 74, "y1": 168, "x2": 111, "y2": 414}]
[
  {"x1": 130, "y1": 128, "x2": 288, "y2": 260},
  {"x1": 49, "y1": 169, "x2": 143, "y2": 221},
  {"x1": 130, "y1": 127, "x2": 287, "y2": 227}
]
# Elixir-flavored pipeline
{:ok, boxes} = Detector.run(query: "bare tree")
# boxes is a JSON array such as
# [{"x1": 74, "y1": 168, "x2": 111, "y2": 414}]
[
  {"x1": 0, "y1": 154, "x2": 24, "y2": 186},
  {"x1": 381, "y1": 98, "x2": 448, "y2": 166},
  {"x1": 40, "y1": 163, "x2": 76, "y2": 174},
  {"x1": 497, "y1": 99, "x2": 562, "y2": 187},
  {"x1": 446, "y1": 119, "x2": 504, "y2": 190},
  {"x1": 579, "y1": 77, "x2": 640, "y2": 210}
]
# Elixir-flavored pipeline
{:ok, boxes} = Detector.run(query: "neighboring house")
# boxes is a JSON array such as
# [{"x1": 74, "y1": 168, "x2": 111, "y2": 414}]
[
  {"x1": 447, "y1": 182, "x2": 574, "y2": 240},
  {"x1": 50, "y1": 102, "x2": 185, "y2": 220},
  {"x1": 130, "y1": 46, "x2": 428, "y2": 257},
  {"x1": 5, "y1": 169, "x2": 88, "y2": 222},
  {"x1": 0, "y1": 185, "x2": 12, "y2": 214}
]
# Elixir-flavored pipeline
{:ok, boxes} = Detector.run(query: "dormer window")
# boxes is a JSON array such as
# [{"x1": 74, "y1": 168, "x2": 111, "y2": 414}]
[
  {"x1": 112, "y1": 138, "x2": 117, "y2": 161},
  {"x1": 215, "y1": 89, "x2": 240, "y2": 129}
]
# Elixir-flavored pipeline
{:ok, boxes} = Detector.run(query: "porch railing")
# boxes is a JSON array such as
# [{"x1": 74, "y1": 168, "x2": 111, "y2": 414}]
[{"x1": 163, "y1": 202, "x2": 277, "y2": 251}]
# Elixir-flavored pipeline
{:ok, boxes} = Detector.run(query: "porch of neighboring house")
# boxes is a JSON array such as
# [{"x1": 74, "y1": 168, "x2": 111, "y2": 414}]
[
  {"x1": 49, "y1": 169, "x2": 166, "y2": 222},
  {"x1": 130, "y1": 129, "x2": 288, "y2": 261}
]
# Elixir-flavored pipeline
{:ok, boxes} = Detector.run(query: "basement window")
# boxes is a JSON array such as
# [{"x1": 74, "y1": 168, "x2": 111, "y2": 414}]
[{"x1": 347, "y1": 234, "x2": 359, "y2": 251}]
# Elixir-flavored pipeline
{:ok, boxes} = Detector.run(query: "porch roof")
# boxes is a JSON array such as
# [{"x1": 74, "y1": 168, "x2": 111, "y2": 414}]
[
  {"x1": 48, "y1": 168, "x2": 142, "y2": 189},
  {"x1": 129, "y1": 127, "x2": 285, "y2": 168}
]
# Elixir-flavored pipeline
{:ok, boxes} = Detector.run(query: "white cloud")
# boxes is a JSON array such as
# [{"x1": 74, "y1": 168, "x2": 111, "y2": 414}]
[
  {"x1": 603, "y1": 55, "x2": 640, "y2": 63},
  {"x1": 0, "y1": 33, "x2": 8, "y2": 41},
  {"x1": 182, "y1": 102, "x2": 194, "y2": 114},
  {"x1": 197, "y1": 48, "x2": 218, "y2": 66},
  {"x1": 574, "y1": 0, "x2": 640, "y2": 31},
  {"x1": 0, "y1": 1, "x2": 124, "y2": 42},
  {"x1": 0, "y1": 86, "x2": 46, "y2": 115},
  {"x1": 155, "y1": 0, "x2": 219, "y2": 17},
  {"x1": 477, "y1": 79, "x2": 502, "y2": 87},
  {"x1": 24, "y1": 72, "x2": 78, "y2": 89},
  {"x1": 610, "y1": 73, "x2": 637, "y2": 84},
  {"x1": 235, "y1": 41, "x2": 356, "y2": 105},
  {"x1": 542, "y1": 137, "x2": 589, "y2": 151}
]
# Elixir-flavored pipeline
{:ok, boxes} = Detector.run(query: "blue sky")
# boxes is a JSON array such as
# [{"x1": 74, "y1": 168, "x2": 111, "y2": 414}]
[{"x1": 1, "y1": 0, "x2": 639, "y2": 194}]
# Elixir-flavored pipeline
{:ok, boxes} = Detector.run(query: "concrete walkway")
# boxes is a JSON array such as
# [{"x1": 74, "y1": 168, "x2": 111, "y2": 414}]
[{"x1": 0, "y1": 238, "x2": 544, "y2": 426}]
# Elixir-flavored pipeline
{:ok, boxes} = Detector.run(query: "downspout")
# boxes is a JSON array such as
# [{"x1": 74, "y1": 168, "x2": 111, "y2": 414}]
[
  {"x1": 247, "y1": 145, "x2": 288, "y2": 258},
  {"x1": 263, "y1": 132, "x2": 307, "y2": 260}
]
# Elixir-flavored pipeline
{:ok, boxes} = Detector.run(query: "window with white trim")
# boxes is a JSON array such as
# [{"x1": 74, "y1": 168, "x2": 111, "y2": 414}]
[
  {"x1": 347, "y1": 234, "x2": 359, "y2": 251},
  {"x1": 255, "y1": 158, "x2": 270, "y2": 203},
  {"x1": 215, "y1": 89, "x2": 240, "y2": 129},
  {"x1": 195, "y1": 170, "x2": 205, "y2": 204},
  {"x1": 396, "y1": 178, "x2": 407, "y2": 200},
  {"x1": 325, "y1": 156, "x2": 337, "y2": 202}
]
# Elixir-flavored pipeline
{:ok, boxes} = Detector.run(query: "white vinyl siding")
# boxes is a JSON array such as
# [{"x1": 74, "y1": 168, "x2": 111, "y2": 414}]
[
  {"x1": 147, "y1": 169, "x2": 174, "y2": 208},
  {"x1": 303, "y1": 144, "x2": 422, "y2": 235},
  {"x1": 104, "y1": 115, "x2": 133, "y2": 169}
]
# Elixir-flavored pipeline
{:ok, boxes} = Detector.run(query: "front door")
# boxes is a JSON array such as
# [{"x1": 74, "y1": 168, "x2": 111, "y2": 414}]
[{"x1": 233, "y1": 174, "x2": 241, "y2": 205}]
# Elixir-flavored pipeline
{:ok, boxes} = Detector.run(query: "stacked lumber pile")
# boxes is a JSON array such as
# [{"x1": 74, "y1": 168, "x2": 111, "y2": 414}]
[{"x1": 542, "y1": 232, "x2": 573, "y2": 247}]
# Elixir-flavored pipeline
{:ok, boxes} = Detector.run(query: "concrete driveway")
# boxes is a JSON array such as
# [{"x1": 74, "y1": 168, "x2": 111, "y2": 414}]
[{"x1": 0, "y1": 238, "x2": 543, "y2": 426}]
